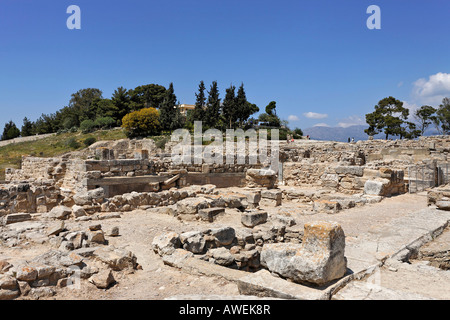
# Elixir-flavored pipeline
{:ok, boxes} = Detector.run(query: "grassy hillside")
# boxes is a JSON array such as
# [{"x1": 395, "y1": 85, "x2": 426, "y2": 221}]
[{"x1": 0, "y1": 129, "x2": 127, "y2": 180}]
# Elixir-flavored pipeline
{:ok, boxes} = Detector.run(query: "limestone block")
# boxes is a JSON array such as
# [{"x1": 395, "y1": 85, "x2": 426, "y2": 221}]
[
  {"x1": 3, "y1": 213, "x2": 31, "y2": 225},
  {"x1": 241, "y1": 210, "x2": 268, "y2": 228},
  {"x1": 152, "y1": 232, "x2": 181, "y2": 256},
  {"x1": 335, "y1": 166, "x2": 364, "y2": 177},
  {"x1": 180, "y1": 231, "x2": 205, "y2": 254},
  {"x1": 260, "y1": 221, "x2": 347, "y2": 286},
  {"x1": 313, "y1": 200, "x2": 341, "y2": 214},
  {"x1": 364, "y1": 179, "x2": 390, "y2": 196}
]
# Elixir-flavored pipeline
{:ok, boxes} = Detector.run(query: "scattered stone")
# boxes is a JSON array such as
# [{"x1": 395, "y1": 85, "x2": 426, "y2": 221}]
[
  {"x1": 3, "y1": 213, "x2": 32, "y2": 225},
  {"x1": 93, "y1": 246, "x2": 138, "y2": 271},
  {"x1": 107, "y1": 226, "x2": 120, "y2": 237},
  {"x1": 209, "y1": 247, "x2": 234, "y2": 266},
  {"x1": 152, "y1": 232, "x2": 181, "y2": 256},
  {"x1": 209, "y1": 227, "x2": 236, "y2": 246},
  {"x1": 89, "y1": 269, "x2": 115, "y2": 289},
  {"x1": 241, "y1": 210, "x2": 268, "y2": 228},
  {"x1": 436, "y1": 201, "x2": 450, "y2": 211},
  {"x1": 47, "y1": 221, "x2": 66, "y2": 236},
  {"x1": 71, "y1": 205, "x2": 86, "y2": 217},
  {"x1": 47, "y1": 206, "x2": 72, "y2": 220},
  {"x1": 0, "y1": 289, "x2": 19, "y2": 300},
  {"x1": 198, "y1": 207, "x2": 225, "y2": 222},
  {"x1": 87, "y1": 230, "x2": 106, "y2": 244},
  {"x1": 180, "y1": 231, "x2": 205, "y2": 254},
  {"x1": 89, "y1": 224, "x2": 102, "y2": 231},
  {"x1": 16, "y1": 266, "x2": 38, "y2": 282}
]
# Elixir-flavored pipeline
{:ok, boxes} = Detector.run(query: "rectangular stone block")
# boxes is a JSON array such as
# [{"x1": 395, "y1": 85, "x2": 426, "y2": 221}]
[
  {"x1": 198, "y1": 207, "x2": 225, "y2": 222},
  {"x1": 4, "y1": 213, "x2": 32, "y2": 225},
  {"x1": 241, "y1": 210, "x2": 267, "y2": 228}
]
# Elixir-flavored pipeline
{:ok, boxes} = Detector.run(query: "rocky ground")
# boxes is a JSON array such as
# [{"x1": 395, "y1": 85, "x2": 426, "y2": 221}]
[{"x1": 1, "y1": 187, "x2": 449, "y2": 300}]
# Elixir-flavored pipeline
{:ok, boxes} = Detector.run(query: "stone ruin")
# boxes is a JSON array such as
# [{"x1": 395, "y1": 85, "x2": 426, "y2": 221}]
[{"x1": 1, "y1": 135, "x2": 450, "y2": 299}]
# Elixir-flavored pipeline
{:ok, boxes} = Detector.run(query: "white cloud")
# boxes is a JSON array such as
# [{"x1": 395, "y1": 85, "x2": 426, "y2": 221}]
[
  {"x1": 288, "y1": 115, "x2": 299, "y2": 121},
  {"x1": 303, "y1": 112, "x2": 328, "y2": 119},
  {"x1": 413, "y1": 72, "x2": 450, "y2": 105},
  {"x1": 313, "y1": 123, "x2": 330, "y2": 127},
  {"x1": 337, "y1": 115, "x2": 365, "y2": 128}
]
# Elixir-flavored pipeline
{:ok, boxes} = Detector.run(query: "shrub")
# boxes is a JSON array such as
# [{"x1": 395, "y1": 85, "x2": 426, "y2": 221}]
[
  {"x1": 80, "y1": 119, "x2": 95, "y2": 133},
  {"x1": 83, "y1": 136, "x2": 97, "y2": 147},
  {"x1": 155, "y1": 136, "x2": 169, "y2": 150},
  {"x1": 122, "y1": 107, "x2": 160, "y2": 138},
  {"x1": 65, "y1": 137, "x2": 80, "y2": 149},
  {"x1": 293, "y1": 128, "x2": 303, "y2": 139},
  {"x1": 94, "y1": 116, "x2": 116, "y2": 129}
]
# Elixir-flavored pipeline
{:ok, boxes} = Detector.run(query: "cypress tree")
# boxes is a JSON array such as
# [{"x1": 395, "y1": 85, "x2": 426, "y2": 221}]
[
  {"x1": 222, "y1": 84, "x2": 237, "y2": 129},
  {"x1": 205, "y1": 81, "x2": 221, "y2": 128},
  {"x1": 159, "y1": 83, "x2": 177, "y2": 132},
  {"x1": 193, "y1": 81, "x2": 206, "y2": 122}
]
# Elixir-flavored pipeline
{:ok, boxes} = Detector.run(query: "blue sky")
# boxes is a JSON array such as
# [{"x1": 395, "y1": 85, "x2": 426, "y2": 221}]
[{"x1": 1, "y1": 0, "x2": 450, "y2": 130}]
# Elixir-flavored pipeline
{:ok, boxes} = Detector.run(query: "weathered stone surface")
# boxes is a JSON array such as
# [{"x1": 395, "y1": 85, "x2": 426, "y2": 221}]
[
  {"x1": 0, "y1": 260, "x2": 13, "y2": 273},
  {"x1": 47, "y1": 206, "x2": 72, "y2": 220},
  {"x1": 47, "y1": 221, "x2": 65, "y2": 236},
  {"x1": 0, "y1": 275, "x2": 17, "y2": 290},
  {"x1": 436, "y1": 201, "x2": 450, "y2": 211},
  {"x1": 260, "y1": 221, "x2": 347, "y2": 285},
  {"x1": 209, "y1": 226, "x2": 236, "y2": 246},
  {"x1": 313, "y1": 200, "x2": 342, "y2": 214},
  {"x1": 152, "y1": 232, "x2": 181, "y2": 256},
  {"x1": 260, "y1": 190, "x2": 282, "y2": 207},
  {"x1": 0, "y1": 289, "x2": 19, "y2": 300},
  {"x1": 31, "y1": 250, "x2": 84, "y2": 268},
  {"x1": 3, "y1": 213, "x2": 32, "y2": 225},
  {"x1": 71, "y1": 205, "x2": 86, "y2": 217},
  {"x1": 209, "y1": 247, "x2": 234, "y2": 266},
  {"x1": 198, "y1": 207, "x2": 225, "y2": 222},
  {"x1": 176, "y1": 197, "x2": 212, "y2": 214},
  {"x1": 16, "y1": 266, "x2": 38, "y2": 281},
  {"x1": 93, "y1": 246, "x2": 137, "y2": 271},
  {"x1": 162, "y1": 249, "x2": 194, "y2": 267},
  {"x1": 335, "y1": 166, "x2": 364, "y2": 177},
  {"x1": 180, "y1": 231, "x2": 205, "y2": 254},
  {"x1": 29, "y1": 287, "x2": 55, "y2": 298},
  {"x1": 364, "y1": 179, "x2": 389, "y2": 196},
  {"x1": 87, "y1": 230, "x2": 106, "y2": 244},
  {"x1": 107, "y1": 226, "x2": 120, "y2": 237},
  {"x1": 73, "y1": 188, "x2": 105, "y2": 205},
  {"x1": 241, "y1": 210, "x2": 268, "y2": 228},
  {"x1": 89, "y1": 269, "x2": 115, "y2": 289}
]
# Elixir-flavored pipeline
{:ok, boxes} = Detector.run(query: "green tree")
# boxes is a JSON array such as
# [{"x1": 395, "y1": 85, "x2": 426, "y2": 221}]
[
  {"x1": 94, "y1": 116, "x2": 116, "y2": 129},
  {"x1": 32, "y1": 113, "x2": 56, "y2": 134},
  {"x1": 21, "y1": 117, "x2": 34, "y2": 137},
  {"x1": 364, "y1": 96, "x2": 409, "y2": 140},
  {"x1": 293, "y1": 128, "x2": 303, "y2": 138},
  {"x1": 235, "y1": 83, "x2": 259, "y2": 127},
  {"x1": 128, "y1": 84, "x2": 166, "y2": 111},
  {"x1": 159, "y1": 83, "x2": 178, "y2": 132},
  {"x1": 414, "y1": 105, "x2": 437, "y2": 136},
  {"x1": 111, "y1": 86, "x2": 131, "y2": 124},
  {"x1": 80, "y1": 119, "x2": 96, "y2": 133},
  {"x1": 436, "y1": 97, "x2": 450, "y2": 134},
  {"x1": 222, "y1": 84, "x2": 237, "y2": 129},
  {"x1": 1, "y1": 120, "x2": 21, "y2": 140},
  {"x1": 258, "y1": 101, "x2": 281, "y2": 127},
  {"x1": 192, "y1": 81, "x2": 206, "y2": 122},
  {"x1": 69, "y1": 88, "x2": 103, "y2": 125},
  {"x1": 205, "y1": 81, "x2": 221, "y2": 128}
]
